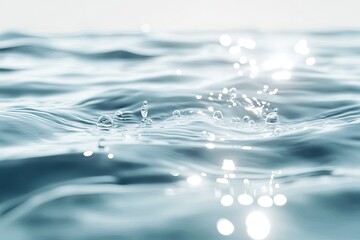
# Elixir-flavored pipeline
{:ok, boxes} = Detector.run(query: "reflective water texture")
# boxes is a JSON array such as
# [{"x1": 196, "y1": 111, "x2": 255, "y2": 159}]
[{"x1": 0, "y1": 30, "x2": 360, "y2": 240}]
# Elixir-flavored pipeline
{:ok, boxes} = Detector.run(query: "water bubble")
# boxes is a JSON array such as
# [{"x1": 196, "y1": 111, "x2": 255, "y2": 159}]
[
  {"x1": 173, "y1": 110, "x2": 181, "y2": 117},
  {"x1": 274, "y1": 108, "x2": 279, "y2": 113},
  {"x1": 213, "y1": 111, "x2": 223, "y2": 119},
  {"x1": 274, "y1": 127, "x2": 282, "y2": 135},
  {"x1": 143, "y1": 100, "x2": 148, "y2": 107},
  {"x1": 98, "y1": 138, "x2": 106, "y2": 149},
  {"x1": 141, "y1": 106, "x2": 148, "y2": 118},
  {"x1": 249, "y1": 120, "x2": 255, "y2": 126},
  {"x1": 229, "y1": 87, "x2": 237, "y2": 99},
  {"x1": 265, "y1": 112, "x2": 279, "y2": 126},
  {"x1": 114, "y1": 110, "x2": 123, "y2": 119},
  {"x1": 97, "y1": 115, "x2": 113, "y2": 128},
  {"x1": 243, "y1": 116, "x2": 250, "y2": 122},
  {"x1": 146, "y1": 118, "x2": 153, "y2": 126}
]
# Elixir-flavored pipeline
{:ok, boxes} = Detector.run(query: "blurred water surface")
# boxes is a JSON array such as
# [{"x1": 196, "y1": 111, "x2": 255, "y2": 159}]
[{"x1": 0, "y1": 30, "x2": 359, "y2": 240}]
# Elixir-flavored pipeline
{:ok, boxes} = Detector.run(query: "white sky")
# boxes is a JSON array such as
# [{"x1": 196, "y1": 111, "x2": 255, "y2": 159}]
[{"x1": 1, "y1": 0, "x2": 359, "y2": 33}]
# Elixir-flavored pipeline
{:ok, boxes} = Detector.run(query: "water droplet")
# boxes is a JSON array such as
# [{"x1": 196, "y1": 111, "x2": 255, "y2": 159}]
[
  {"x1": 274, "y1": 108, "x2": 279, "y2": 113},
  {"x1": 249, "y1": 120, "x2": 255, "y2": 125},
  {"x1": 143, "y1": 100, "x2": 148, "y2": 107},
  {"x1": 114, "y1": 110, "x2": 123, "y2": 119},
  {"x1": 243, "y1": 116, "x2": 250, "y2": 122},
  {"x1": 173, "y1": 110, "x2": 181, "y2": 117},
  {"x1": 213, "y1": 111, "x2": 223, "y2": 119},
  {"x1": 229, "y1": 87, "x2": 237, "y2": 99},
  {"x1": 98, "y1": 138, "x2": 106, "y2": 149},
  {"x1": 141, "y1": 106, "x2": 148, "y2": 118},
  {"x1": 265, "y1": 112, "x2": 279, "y2": 126},
  {"x1": 274, "y1": 127, "x2": 282, "y2": 135},
  {"x1": 97, "y1": 115, "x2": 113, "y2": 128},
  {"x1": 146, "y1": 118, "x2": 153, "y2": 126}
]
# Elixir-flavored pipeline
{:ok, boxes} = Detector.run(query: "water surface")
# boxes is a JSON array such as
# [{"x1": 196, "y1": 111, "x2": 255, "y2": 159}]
[{"x1": 0, "y1": 30, "x2": 359, "y2": 240}]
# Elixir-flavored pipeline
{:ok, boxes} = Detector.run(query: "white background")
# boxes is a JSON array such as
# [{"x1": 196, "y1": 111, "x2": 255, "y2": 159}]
[{"x1": 1, "y1": 0, "x2": 359, "y2": 33}]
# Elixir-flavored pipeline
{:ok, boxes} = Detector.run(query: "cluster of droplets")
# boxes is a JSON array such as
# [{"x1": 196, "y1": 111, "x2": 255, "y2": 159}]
[
  {"x1": 96, "y1": 94, "x2": 282, "y2": 136},
  {"x1": 140, "y1": 100, "x2": 153, "y2": 126},
  {"x1": 96, "y1": 100, "x2": 155, "y2": 130},
  {"x1": 195, "y1": 85, "x2": 282, "y2": 133}
]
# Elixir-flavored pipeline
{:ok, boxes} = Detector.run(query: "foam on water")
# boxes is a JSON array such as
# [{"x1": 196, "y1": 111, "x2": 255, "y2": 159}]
[{"x1": 0, "y1": 31, "x2": 359, "y2": 240}]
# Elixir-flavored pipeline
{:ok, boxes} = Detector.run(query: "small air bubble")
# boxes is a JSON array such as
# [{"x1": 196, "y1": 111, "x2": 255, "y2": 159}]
[
  {"x1": 213, "y1": 111, "x2": 223, "y2": 119},
  {"x1": 97, "y1": 115, "x2": 113, "y2": 128},
  {"x1": 265, "y1": 112, "x2": 279, "y2": 126},
  {"x1": 98, "y1": 138, "x2": 106, "y2": 149},
  {"x1": 114, "y1": 110, "x2": 123, "y2": 119},
  {"x1": 173, "y1": 110, "x2": 181, "y2": 117},
  {"x1": 274, "y1": 127, "x2": 283, "y2": 135},
  {"x1": 146, "y1": 118, "x2": 153, "y2": 126},
  {"x1": 229, "y1": 87, "x2": 237, "y2": 99},
  {"x1": 243, "y1": 116, "x2": 250, "y2": 122}
]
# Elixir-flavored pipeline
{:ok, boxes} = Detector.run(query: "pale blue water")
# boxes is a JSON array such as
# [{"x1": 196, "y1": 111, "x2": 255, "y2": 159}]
[{"x1": 0, "y1": 31, "x2": 359, "y2": 240}]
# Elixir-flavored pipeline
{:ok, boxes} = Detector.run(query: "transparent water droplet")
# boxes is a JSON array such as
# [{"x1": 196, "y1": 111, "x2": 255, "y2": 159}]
[
  {"x1": 173, "y1": 110, "x2": 181, "y2": 117},
  {"x1": 213, "y1": 111, "x2": 223, "y2": 119},
  {"x1": 141, "y1": 106, "x2": 148, "y2": 118},
  {"x1": 274, "y1": 127, "x2": 282, "y2": 135},
  {"x1": 229, "y1": 87, "x2": 237, "y2": 99},
  {"x1": 98, "y1": 138, "x2": 106, "y2": 149},
  {"x1": 97, "y1": 115, "x2": 113, "y2": 128},
  {"x1": 274, "y1": 108, "x2": 279, "y2": 113},
  {"x1": 243, "y1": 116, "x2": 250, "y2": 122},
  {"x1": 265, "y1": 112, "x2": 279, "y2": 126},
  {"x1": 143, "y1": 100, "x2": 148, "y2": 107},
  {"x1": 249, "y1": 120, "x2": 255, "y2": 125},
  {"x1": 114, "y1": 110, "x2": 123, "y2": 119},
  {"x1": 146, "y1": 118, "x2": 153, "y2": 126}
]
